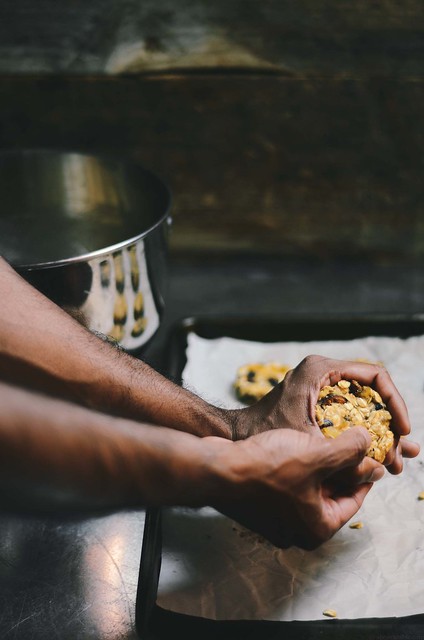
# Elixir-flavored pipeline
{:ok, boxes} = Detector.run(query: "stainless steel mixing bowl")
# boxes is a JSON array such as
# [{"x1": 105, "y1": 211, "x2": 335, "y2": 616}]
[{"x1": 0, "y1": 149, "x2": 172, "y2": 352}]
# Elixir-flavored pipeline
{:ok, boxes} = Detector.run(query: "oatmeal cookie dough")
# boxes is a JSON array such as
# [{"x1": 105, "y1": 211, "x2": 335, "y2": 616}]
[
  {"x1": 316, "y1": 379, "x2": 394, "y2": 463},
  {"x1": 234, "y1": 362, "x2": 291, "y2": 404}
]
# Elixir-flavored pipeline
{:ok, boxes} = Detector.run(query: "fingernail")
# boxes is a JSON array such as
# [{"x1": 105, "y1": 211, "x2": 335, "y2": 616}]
[{"x1": 370, "y1": 467, "x2": 385, "y2": 482}]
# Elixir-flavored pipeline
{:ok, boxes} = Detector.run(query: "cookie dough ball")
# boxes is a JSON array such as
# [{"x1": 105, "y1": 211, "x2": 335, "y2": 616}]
[
  {"x1": 315, "y1": 379, "x2": 394, "y2": 463},
  {"x1": 234, "y1": 362, "x2": 291, "y2": 404}
]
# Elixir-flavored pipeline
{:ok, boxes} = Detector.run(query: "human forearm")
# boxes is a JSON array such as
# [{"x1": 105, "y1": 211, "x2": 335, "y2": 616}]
[
  {"x1": 0, "y1": 381, "x2": 228, "y2": 512},
  {"x1": 0, "y1": 258, "x2": 232, "y2": 438},
  {"x1": 0, "y1": 259, "x2": 419, "y2": 471},
  {"x1": 0, "y1": 381, "x2": 380, "y2": 550}
]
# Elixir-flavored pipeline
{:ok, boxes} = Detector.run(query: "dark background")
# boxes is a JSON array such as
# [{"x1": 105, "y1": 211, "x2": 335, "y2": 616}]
[{"x1": 0, "y1": 0, "x2": 423, "y2": 262}]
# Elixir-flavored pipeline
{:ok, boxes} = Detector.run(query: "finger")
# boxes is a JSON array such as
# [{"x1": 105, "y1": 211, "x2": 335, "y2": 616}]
[
  {"x1": 377, "y1": 436, "x2": 419, "y2": 475},
  {"x1": 385, "y1": 441, "x2": 404, "y2": 475},
  {"x1": 322, "y1": 360, "x2": 410, "y2": 438},
  {"x1": 383, "y1": 444, "x2": 396, "y2": 467},
  {"x1": 330, "y1": 456, "x2": 385, "y2": 486},
  {"x1": 294, "y1": 356, "x2": 410, "y2": 438},
  {"x1": 313, "y1": 481, "x2": 374, "y2": 546},
  {"x1": 400, "y1": 437, "x2": 421, "y2": 459},
  {"x1": 302, "y1": 482, "x2": 373, "y2": 549},
  {"x1": 371, "y1": 367, "x2": 410, "y2": 437},
  {"x1": 328, "y1": 482, "x2": 374, "y2": 529},
  {"x1": 318, "y1": 426, "x2": 371, "y2": 478},
  {"x1": 385, "y1": 437, "x2": 420, "y2": 474}
]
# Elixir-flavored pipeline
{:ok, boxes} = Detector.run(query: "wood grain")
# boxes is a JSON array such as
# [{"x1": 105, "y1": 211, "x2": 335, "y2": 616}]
[
  {"x1": 0, "y1": 1, "x2": 422, "y2": 76},
  {"x1": 0, "y1": 73, "x2": 422, "y2": 261}
]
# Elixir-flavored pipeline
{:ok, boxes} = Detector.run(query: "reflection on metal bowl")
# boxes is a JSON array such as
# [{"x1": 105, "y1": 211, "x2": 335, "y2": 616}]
[{"x1": 0, "y1": 150, "x2": 172, "y2": 352}]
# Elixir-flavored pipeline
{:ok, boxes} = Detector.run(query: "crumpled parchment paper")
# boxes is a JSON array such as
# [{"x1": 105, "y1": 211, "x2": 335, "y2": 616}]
[{"x1": 157, "y1": 332, "x2": 424, "y2": 621}]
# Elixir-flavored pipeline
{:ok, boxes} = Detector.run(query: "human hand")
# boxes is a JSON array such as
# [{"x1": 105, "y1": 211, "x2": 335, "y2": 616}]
[
  {"x1": 231, "y1": 355, "x2": 420, "y2": 475},
  {"x1": 209, "y1": 424, "x2": 381, "y2": 549}
]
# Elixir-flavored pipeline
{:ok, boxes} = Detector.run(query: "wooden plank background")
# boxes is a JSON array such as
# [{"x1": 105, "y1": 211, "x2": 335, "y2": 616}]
[
  {"x1": 0, "y1": 1, "x2": 422, "y2": 261},
  {"x1": 0, "y1": 1, "x2": 422, "y2": 76}
]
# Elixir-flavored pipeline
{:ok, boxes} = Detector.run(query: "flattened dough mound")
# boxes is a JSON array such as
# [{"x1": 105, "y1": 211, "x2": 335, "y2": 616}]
[
  {"x1": 234, "y1": 362, "x2": 291, "y2": 404},
  {"x1": 316, "y1": 379, "x2": 394, "y2": 463}
]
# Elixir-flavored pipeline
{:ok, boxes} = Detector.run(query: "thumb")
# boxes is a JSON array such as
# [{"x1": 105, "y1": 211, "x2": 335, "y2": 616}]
[{"x1": 319, "y1": 426, "x2": 371, "y2": 478}]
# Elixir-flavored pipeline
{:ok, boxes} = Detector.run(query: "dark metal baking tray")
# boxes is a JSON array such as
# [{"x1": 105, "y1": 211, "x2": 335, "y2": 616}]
[{"x1": 136, "y1": 314, "x2": 424, "y2": 640}]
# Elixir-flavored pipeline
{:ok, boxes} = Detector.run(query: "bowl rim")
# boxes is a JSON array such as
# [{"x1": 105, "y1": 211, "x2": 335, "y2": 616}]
[{"x1": 0, "y1": 148, "x2": 173, "y2": 270}]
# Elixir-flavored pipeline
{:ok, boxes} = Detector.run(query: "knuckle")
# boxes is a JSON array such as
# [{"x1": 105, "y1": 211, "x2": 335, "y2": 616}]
[
  {"x1": 349, "y1": 431, "x2": 370, "y2": 464},
  {"x1": 375, "y1": 363, "x2": 389, "y2": 376},
  {"x1": 373, "y1": 364, "x2": 391, "y2": 385},
  {"x1": 327, "y1": 368, "x2": 342, "y2": 386},
  {"x1": 353, "y1": 428, "x2": 369, "y2": 452},
  {"x1": 319, "y1": 438, "x2": 341, "y2": 465},
  {"x1": 280, "y1": 368, "x2": 294, "y2": 385},
  {"x1": 298, "y1": 354, "x2": 325, "y2": 372},
  {"x1": 303, "y1": 354, "x2": 321, "y2": 366},
  {"x1": 376, "y1": 366, "x2": 392, "y2": 382}
]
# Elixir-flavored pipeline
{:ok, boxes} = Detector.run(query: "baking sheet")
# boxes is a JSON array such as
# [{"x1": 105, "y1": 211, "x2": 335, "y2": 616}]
[{"x1": 156, "y1": 331, "x2": 424, "y2": 622}]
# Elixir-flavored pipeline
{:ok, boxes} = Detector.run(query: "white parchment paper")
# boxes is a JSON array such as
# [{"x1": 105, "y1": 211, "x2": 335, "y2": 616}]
[{"x1": 157, "y1": 332, "x2": 424, "y2": 621}]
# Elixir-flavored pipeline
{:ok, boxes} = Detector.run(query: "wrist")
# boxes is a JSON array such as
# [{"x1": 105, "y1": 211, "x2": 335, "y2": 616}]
[
  {"x1": 187, "y1": 437, "x2": 240, "y2": 506},
  {"x1": 130, "y1": 428, "x2": 235, "y2": 507},
  {"x1": 193, "y1": 437, "x2": 258, "y2": 507}
]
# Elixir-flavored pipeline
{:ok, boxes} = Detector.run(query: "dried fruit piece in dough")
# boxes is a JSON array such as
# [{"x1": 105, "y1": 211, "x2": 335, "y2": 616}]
[
  {"x1": 234, "y1": 362, "x2": 291, "y2": 404},
  {"x1": 315, "y1": 379, "x2": 394, "y2": 463}
]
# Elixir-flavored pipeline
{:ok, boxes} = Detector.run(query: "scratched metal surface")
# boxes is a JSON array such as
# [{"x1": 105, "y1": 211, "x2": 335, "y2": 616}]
[{"x1": 0, "y1": 511, "x2": 144, "y2": 639}]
